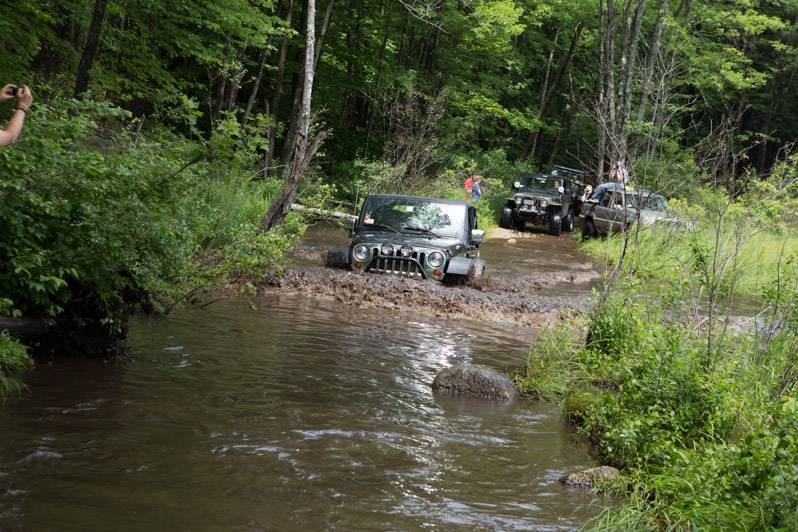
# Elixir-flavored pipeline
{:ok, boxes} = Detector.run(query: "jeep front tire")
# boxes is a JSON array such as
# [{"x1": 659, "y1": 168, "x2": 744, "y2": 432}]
[{"x1": 499, "y1": 207, "x2": 513, "y2": 229}]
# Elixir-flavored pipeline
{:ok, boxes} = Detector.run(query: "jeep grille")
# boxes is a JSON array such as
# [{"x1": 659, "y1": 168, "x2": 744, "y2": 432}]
[{"x1": 367, "y1": 249, "x2": 426, "y2": 278}]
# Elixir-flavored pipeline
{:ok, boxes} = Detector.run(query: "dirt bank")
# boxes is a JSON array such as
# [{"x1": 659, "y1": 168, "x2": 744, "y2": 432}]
[{"x1": 264, "y1": 265, "x2": 585, "y2": 328}]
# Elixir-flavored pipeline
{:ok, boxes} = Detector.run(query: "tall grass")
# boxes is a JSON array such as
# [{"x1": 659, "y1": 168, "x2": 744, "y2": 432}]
[
  {"x1": 580, "y1": 201, "x2": 798, "y2": 297},
  {"x1": 0, "y1": 332, "x2": 32, "y2": 398}
]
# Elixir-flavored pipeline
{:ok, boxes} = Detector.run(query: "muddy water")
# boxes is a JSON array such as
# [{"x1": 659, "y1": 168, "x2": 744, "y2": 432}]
[{"x1": 0, "y1": 226, "x2": 604, "y2": 531}]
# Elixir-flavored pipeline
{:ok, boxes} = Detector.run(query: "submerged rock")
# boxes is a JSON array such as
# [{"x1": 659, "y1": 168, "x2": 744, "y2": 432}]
[
  {"x1": 431, "y1": 364, "x2": 518, "y2": 401},
  {"x1": 559, "y1": 465, "x2": 620, "y2": 488}
]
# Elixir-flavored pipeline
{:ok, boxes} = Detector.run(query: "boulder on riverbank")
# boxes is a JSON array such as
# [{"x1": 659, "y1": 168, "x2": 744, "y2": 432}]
[
  {"x1": 559, "y1": 465, "x2": 620, "y2": 488},
  {"x1": 432, "y1": 364, "x2": 518, "y2": 401}
]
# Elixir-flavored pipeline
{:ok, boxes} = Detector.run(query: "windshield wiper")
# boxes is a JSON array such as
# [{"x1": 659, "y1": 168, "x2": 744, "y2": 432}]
[
  {"x1": 402, "y1": 226, "x2": 443, "y2": 239},
  {"x1": 367, "y1": 223, "x2": 401, "y2": 233}
]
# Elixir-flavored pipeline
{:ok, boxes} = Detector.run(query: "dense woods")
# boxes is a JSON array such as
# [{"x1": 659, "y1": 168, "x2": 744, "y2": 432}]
[{"x1": 3, "y1": 0, "x2": 796, "y2": 188}]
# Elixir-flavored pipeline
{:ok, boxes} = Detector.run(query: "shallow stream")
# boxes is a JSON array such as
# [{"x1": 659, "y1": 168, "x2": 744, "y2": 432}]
[{"x1": 0, "y1": 226, "x2": 605, "y2": 530}]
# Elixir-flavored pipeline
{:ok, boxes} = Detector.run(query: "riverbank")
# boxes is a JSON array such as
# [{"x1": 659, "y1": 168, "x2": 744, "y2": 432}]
[{"x1": 516, "y1": 262, "x2": 798, "y2": 529}]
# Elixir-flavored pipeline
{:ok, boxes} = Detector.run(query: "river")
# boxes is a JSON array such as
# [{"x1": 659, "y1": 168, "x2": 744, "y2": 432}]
[{"x1": 0, "y1": 225, "x2": 605, "y2": 531}]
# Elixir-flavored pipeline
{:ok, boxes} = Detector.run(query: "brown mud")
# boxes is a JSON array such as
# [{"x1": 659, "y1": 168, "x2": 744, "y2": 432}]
[{"x1": 265, "y1": 224, "x2": 601, "y2": 328}]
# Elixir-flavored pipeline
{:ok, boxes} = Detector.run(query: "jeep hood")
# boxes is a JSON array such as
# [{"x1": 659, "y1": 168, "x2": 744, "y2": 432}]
[
  {"x1": 515, "y1": 188, "x2": 562, "y2": 202},
  {"x1": 352, "y1": 232, "x2": 460, "y2": 249}
]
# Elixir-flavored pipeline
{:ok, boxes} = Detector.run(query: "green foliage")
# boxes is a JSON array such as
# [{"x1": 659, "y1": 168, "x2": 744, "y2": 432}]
[
  {"x1": 0, "y1": 332, "x2": 33, "y2": 399},
  {"x1": 526, "y1": 270, "x2": 798, "y2": 528},
  {"x1": 514, "y1": 322, "x2": 581, "y2": 400},
  {"x1": 0, "y1": 97, "x2": 303, "y2": 331}
]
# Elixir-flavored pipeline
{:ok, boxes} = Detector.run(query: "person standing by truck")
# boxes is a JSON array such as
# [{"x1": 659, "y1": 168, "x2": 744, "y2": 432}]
[
  {"x1": 471, "y1": 175, "x2": 483, "y2": 200},
  {"x1": 464, "y1": 173, "x2": 475, "y2": 200},
  {"x1": 0, "y1": 84, "x2": 33, "y2": 147}
]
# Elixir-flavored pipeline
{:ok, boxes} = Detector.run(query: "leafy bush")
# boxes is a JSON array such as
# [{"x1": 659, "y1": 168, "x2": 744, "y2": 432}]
[
  {"x1": 0, "y1": 97, "x2": 304, "y2": 334},
  {"x1": 0, "y1": 331, "x2": 33, "y2": 398},
  {"x1": 523, "y1": 268, "x2": 798, "y2": 528}
]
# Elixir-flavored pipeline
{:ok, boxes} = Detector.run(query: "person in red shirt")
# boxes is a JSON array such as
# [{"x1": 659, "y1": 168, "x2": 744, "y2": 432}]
[{"x1": 464, "y1": 173, "x2": 475, "y2": 200}]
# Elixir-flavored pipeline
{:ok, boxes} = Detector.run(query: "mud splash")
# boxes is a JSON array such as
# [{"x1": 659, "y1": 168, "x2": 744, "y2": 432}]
[{"x1": 273, "y1": 223, "x2": 601, "y2": 328}]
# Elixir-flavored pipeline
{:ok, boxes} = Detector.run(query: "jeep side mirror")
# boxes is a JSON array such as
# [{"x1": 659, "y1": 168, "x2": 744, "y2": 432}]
[
  {"x1": 471, "y1": 229, "x2": 485, "y2": 243},
  {"x1": 514, "y1": 181, "x2": 522, "y2": 189}
]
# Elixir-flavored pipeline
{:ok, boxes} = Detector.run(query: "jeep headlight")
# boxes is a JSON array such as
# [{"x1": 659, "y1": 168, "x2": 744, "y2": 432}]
[
  {"x1": 400, "y1": 245, "x2": 414, "y2": 258},
  {"x1": 540, "y1": 199, "x2": 548, "y2": 207},
  {"x1": 380, "y1": 243, "x2": 394, "y2": 256},
  {"x1": 427, "y1": 251, "x2": 445, "y2": 268},
  {"x1": 353, "y1": 244, "x2": 370, "y2": 261}
]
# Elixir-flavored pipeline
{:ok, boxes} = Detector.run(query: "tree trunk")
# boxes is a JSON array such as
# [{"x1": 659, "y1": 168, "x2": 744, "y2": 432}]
[
  {"x1": 549, "y1": 77, "x2": 576, "y2": 167},
  {"x1": 280, "y1": 0, "x2": 335, "y2": 171},
  {"x1": 74, "y1": 0, "x2": 109, "y2": 98},
  {"x1": 524, "y1": 22, "x2": 584, "y2": 161},
  {"x1": 606, "y1": 0, "x2": 617, "y2": 160},
  {"x1": 364, "y1": 2, "x2": 391, "y2": 157},
  {"x1": 226, "y1": 45, "x2": 247, "y2": 112},
  {"x1": 212, "y1": 40, "x2": 232, "y2": 125},
  {"x1": 264, "y1": 0, "x2": 296, "y2": 178},
  {"x1": 526, "y1": 28, "x2": 560, "y2": 162},
  {"x1": 618, "y1": 0, "x2": 646, "y2": 158},
  {"x1": 241, "y1": 37, "x2": 273, "y2": 129},
  {"x1": 636, "y1": 0, "x2": 668, "y2": 125},
  {"x1": 596, "y1": 0, "x2": 607, "y2": 182},
  {"x1": 261, "y1": 0, "x2": 325, "y2": 231}
]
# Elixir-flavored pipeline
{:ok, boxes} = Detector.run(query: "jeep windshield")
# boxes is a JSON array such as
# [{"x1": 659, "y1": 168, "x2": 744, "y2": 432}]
[
  {"x1": 359, "y1": 197, "x2": 465, "y2": 238},
  {"x1": 519, "y1": 175, "x2": 563, "y2": 192}
]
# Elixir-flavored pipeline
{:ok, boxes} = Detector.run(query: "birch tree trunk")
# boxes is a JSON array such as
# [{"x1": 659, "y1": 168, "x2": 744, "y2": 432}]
[
  {"x1": 606, "y1": 0, "x2": 617, "y2": 159},
  {"x1": 261, "y1": 0, "x2": 326, "y2": 232},
  {"x1": 280, "y1": 0, "x2": 335, "y2": 171}
]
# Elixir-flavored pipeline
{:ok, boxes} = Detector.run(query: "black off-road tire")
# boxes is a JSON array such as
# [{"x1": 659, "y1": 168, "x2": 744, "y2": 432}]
[
  {"x1": 582, "y1": 219, "x2": 596, "y2": 241},
  {"x1": 562, "y1": 214, "x2": 574, "y2": 232},
  {"x1": 499, "y1": 207, "x2": 513, "y2": 229},
  {"x1": 549, "y1": 220, "x2": 562, "y2": 236},
  {"x1": 325, "y1": 247, "x2": 350, "y2": 269}
]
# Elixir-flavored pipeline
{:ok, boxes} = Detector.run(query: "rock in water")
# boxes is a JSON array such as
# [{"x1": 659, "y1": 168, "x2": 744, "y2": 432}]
[
  {"x1": 432, "y1": 364, "x2": 518, "y2": 401},
  {"x1": 559, "y1": 466, "x2": 620, "y2": 488}
]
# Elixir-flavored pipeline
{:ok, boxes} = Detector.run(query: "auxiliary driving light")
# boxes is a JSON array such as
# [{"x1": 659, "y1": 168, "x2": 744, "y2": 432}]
[
  {"x1": 399, "y1": 245, "x2": 414, "y2": 258},
  {"x1": 380, "y1": 243, "x2": 394, "y2": 256}
]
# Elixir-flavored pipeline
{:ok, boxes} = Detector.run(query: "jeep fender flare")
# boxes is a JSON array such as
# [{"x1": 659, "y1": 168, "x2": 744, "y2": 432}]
[{"x1": 446, "y1": 256, "x2": 482, "y2": 276}]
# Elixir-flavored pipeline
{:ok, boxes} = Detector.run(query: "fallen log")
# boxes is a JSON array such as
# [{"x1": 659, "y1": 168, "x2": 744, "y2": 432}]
[{"x1": 290, "y1": 203, "x2": 358, "y2": 228}]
